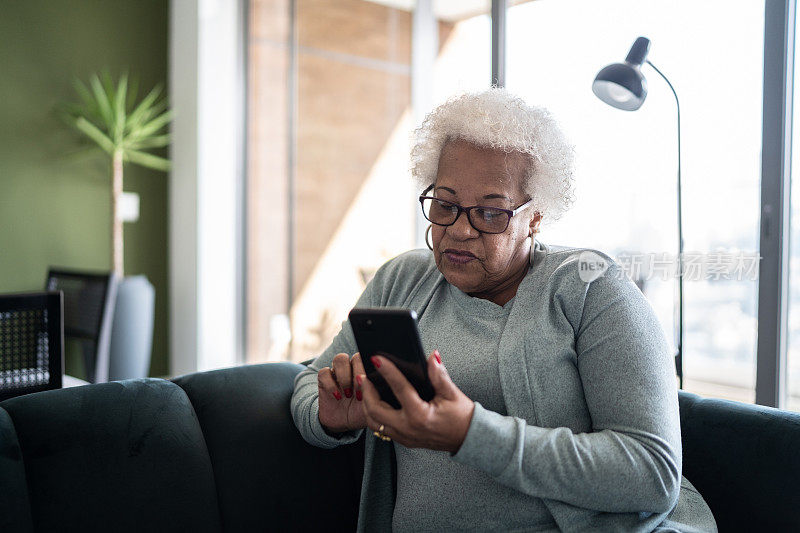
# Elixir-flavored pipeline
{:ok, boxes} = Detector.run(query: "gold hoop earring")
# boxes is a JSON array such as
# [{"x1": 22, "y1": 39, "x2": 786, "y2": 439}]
[
  {"x1": 425, "y1": 224, "x2": 434, "y2": 251},
  {"x1": 529, "y1": 229, "x2": 540, "y2": 267}
]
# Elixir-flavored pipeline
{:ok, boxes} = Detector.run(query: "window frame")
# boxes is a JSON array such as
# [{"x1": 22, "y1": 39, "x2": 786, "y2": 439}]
[{"x1": 756, "y1": 0, "x2": 795, "y2": 408}]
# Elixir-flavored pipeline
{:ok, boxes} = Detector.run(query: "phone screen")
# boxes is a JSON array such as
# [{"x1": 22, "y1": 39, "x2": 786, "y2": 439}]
[{"x1": 349, "y1": 308, "x2": 435, "y2": 409}]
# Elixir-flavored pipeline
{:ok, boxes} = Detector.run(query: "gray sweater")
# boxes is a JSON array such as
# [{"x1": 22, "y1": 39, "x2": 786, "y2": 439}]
[
  {"x1": 290, "y1": 240, "x2": 717, "y2": 532},
  {"x1": 392, "y1": 278, "x2": 558, "y2": 531}
]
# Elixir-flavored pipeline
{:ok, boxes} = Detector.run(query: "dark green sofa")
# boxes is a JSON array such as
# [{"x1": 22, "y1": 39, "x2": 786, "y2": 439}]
[{"x1": 1, "y1": 362, "x2": 798, "y2": 532}]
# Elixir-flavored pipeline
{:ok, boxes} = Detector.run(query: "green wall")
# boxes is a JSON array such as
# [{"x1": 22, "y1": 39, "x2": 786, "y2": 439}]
[{"x1": 0, "y1": 0, "x2": 170, "y2": 378}]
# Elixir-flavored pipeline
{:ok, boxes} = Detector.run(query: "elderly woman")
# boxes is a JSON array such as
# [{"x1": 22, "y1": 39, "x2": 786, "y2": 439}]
[{"x1": 291, "y1": 88, "x2": 716, "y2": 532}]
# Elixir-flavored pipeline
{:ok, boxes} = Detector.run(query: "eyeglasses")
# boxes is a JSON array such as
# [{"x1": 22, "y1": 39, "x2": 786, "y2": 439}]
[{"x1": 419, "y1": 184, "x2": 535, "y2": 234}]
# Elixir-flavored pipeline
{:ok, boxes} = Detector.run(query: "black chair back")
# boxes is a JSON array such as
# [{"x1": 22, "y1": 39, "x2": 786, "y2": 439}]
[
  {"x1": 45, "y1": 268, "x2": 117, "y2": 383},
  {"x1": 0, "y1": 291, "x2": 64, "y2": 401}
]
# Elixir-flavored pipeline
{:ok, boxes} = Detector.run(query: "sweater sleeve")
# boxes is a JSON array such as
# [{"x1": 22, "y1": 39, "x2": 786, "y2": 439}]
[
  {"x1": 289, "y1": 252, "x2": 424, "y2": 449},
  {"x1": 290, "y1": 305, "x2": 372, "y2": 449},
  {"x1": 451, "y1": 262, "x2": 682, "y2": 515}
]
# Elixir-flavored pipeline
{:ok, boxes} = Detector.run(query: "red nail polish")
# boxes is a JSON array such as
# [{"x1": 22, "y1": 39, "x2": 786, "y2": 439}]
[
  {"x1": 333, "y1": 390, "x2": 342, "y2": 400},
  {"x1": 356, "y1": 374, "x2": 363, "y2": 386},
  {"x1": 371, "y1": 356, "x2": 381, "y2": 369},
  {"x1": 434, "y1": 350, "x2": 441, "y2": 365},
  {"x1": 344, "y1": 387, "x2": 352, "y2": 398},
  {"x1": 356, "y1": 390, "x2": 363, "y2": 401}
]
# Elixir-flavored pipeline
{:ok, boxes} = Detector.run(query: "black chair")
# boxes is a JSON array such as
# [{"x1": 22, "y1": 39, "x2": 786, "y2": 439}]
[
  {"x1": 45, "y1": 268, "x2": 118, "y2": 384},
  {"x1": 0, "y1": 291, "x2": 64, "y2": 401}
]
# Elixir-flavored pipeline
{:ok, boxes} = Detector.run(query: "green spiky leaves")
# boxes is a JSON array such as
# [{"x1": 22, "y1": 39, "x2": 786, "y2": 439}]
[{"x1": 59, "y1": 70, "x2": 172, "y2": 172}]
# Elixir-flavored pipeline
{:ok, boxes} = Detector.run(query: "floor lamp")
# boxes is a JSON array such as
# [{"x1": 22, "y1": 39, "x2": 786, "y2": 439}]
[{"x1": 591, "y1": 36, "x2": 684, "y2": 388}]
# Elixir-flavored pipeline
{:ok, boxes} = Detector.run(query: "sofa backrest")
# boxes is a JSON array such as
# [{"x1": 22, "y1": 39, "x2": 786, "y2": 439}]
[
  {"x1": 0, "y1": 378, "x2": 222, "y2": 532},
  {"x1": 0, "y1": 362, "x2": 364, "y2": 533},
  {"x1": 3, "y1": 363, "x2": 800, "y2": 532},
  {"x1": 170, "y1": 362, "x2": 364, "y2": 532}
]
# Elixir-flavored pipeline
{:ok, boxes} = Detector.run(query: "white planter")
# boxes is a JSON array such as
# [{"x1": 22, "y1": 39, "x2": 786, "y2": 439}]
[{"x1": 109, "y1": 275, "x2": 155, "y2": 381}]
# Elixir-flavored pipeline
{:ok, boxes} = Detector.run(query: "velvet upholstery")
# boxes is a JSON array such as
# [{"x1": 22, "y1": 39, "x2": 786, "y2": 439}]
[
  {"x1": 170, "y1": 363, "x2": 364, "y2": 532},
  {"x1": 0, "y1": 379, "x2": 221, "y2": 532},
  {"x1": 0, "y1": 362, "x2": 798, "y2": 532},
  {"x1": 0, "y1": 407, "x2": 34, "y2": 532},
  {"x1": 678, "y1": 391, "x2": 800, "y2": 532}
]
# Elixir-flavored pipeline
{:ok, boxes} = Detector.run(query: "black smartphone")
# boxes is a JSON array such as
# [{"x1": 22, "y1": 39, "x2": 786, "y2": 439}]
[{"x1": 348, "y1": 307, "x2": 435, "y2": 410}]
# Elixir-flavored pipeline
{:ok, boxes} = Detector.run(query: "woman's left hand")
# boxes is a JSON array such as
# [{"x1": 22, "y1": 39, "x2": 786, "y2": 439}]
[{"x1": 357, "y1": 350, "x2": 475, "y2": 454}]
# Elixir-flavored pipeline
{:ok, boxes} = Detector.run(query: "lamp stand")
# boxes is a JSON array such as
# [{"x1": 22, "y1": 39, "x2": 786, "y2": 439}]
[{"x1": 646, "y1": 59, "x2": 684, "y2": 389}]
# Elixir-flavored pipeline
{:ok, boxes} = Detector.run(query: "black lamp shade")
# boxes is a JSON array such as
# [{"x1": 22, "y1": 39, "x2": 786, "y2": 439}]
[
  {"x1": 593, "y1": 36, "x2": 651, "y2": 111},
  {"x1": 592, "y1": 63, "x2": 648, "y2": 111}
]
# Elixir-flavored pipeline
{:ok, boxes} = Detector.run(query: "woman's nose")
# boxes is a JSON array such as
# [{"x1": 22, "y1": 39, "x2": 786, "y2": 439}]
[{"x1": 448, "y1": 210, "x2": 480, "y2": 239}]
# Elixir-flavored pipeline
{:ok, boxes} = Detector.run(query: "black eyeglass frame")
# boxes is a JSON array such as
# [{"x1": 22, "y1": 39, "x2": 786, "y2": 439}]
[{"x1": 418, "y1": 184, "x2": 536, "y2": 235}]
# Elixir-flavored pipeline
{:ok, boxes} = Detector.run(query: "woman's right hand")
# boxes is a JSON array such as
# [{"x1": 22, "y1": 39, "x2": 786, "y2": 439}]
[{"x1": 318, "y1": 352, "x2": 368, "y2": 434}]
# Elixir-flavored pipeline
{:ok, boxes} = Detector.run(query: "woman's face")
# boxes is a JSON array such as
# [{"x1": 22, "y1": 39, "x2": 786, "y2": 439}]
[{"x1": 430, "y1": 139, "x2": 542, "y2": 305}]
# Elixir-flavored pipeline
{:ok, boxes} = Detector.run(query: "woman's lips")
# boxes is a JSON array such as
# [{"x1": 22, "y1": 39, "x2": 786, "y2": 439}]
[{"x1": 444, "y1": 249, "x2": 477, "y2": 264}]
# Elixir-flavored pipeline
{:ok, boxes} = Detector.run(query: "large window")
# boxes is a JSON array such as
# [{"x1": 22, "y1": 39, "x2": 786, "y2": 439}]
[
  {"x1": 246, "y1": 0, "x2": 800, "y2": 410},
  {"x1": 247, "y1": 0, "x2": 492, "y2": 363},
  {"x1": 506, "y1": 0, "x2": 765, "y2": 402}
]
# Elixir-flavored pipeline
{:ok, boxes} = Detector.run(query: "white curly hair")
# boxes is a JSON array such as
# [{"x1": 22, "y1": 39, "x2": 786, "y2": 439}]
[{"x1": 410, "y1": 88, "x2": 576, "y2": 225}]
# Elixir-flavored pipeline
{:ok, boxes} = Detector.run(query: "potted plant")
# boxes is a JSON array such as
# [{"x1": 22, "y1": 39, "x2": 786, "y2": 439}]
[{"x1": 59, "y1": 70, "x2": 172, "y2": 380}]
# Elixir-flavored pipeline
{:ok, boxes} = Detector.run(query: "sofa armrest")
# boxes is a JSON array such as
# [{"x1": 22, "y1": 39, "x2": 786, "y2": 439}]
[{"x1": 678, "y1": 390, "x2": 800, "y2": 531}]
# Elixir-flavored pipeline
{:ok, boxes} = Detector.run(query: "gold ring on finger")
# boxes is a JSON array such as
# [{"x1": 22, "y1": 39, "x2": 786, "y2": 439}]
[{"x1": 375, "y1": 424, "x2": 391, "y2": 441}]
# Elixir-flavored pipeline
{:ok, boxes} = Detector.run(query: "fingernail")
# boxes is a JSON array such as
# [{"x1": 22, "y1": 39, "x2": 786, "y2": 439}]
[
  {"x1": 371, "y1": 356, "x2": 381, "y2": 368},
  {"x1": 434, "y1": 350, "x2": 441, "y2": 365},
  {"x1": 333, "y1": 390, "x2": 342, "y2": 400},
  {"x1": 344, "y1": 387, "x2": 352, "y2": 398},
  {"x1": 356, "y1": 374, "x2": 363, "y2": 386},
  {"x1": 356, "y1": 390, "x2": 363, "y2": 401}
]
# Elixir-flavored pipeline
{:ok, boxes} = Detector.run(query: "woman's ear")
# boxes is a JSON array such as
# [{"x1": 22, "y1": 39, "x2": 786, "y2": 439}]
[{"x1": 529, "y1": 211, "x2": 543, "y2": 236}]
